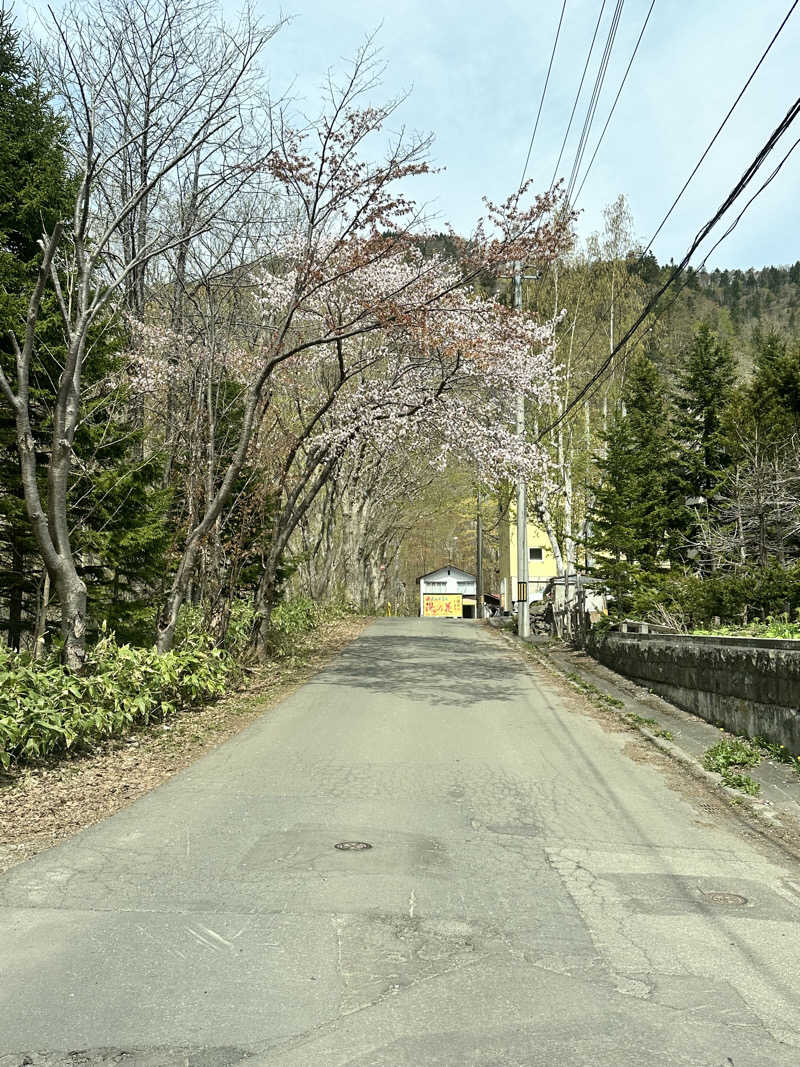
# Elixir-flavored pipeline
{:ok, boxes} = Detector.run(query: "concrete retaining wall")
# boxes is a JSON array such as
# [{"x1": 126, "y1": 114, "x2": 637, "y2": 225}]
[{"x1": 586, "y1": 631, "x2": 800, "y2": 755}]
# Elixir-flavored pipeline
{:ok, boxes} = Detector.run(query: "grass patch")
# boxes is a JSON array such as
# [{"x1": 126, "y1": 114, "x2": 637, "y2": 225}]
[
  {"x1": 703, "y1": 737, "x2": 763, "y2": 796},
  {"x1": 563, "y1": 672, "x2": 625, "y2": 709},
  {"x1": 625, "y1": 713, "x2": 673, "y2": 741},
  {"x1": 753, "y1": 736, "x2": 795, "y2": 764},
  {"x1": 720, "y1": 770, "x2": 761, "y2": 796},
  {"x1": 703, "y1": 738, "x2": 761, "y2": 773},
  {"x1": 691, "y1": 612, "x2": 800, "y2": 640},
  {"x1": 627, "y1": 713, "x2": 658, "y2": 728}
]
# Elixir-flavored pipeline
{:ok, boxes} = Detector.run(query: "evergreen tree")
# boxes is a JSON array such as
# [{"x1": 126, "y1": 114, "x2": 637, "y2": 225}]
[
  {"x1": 69, "y1": 332, "x2": 173, "y2": 646},
  {"x1": 0, "y1": 8, "x2": 171, "y2": 649},
  {"x1": 672, "y1": 323, "x2": 736, "y2": 496},
  {"x1": 668, "y1": 324, "x2": 737, "y2": 571},
  {"x1": 0, "y1": 7, "x2": 73, "y2": 648},
  {"x1": 745, "y1": 329, "x2": 800, "y2": 446},
  {"x1": 590, "y1": 354, "x2": 675, "y2": 614}
]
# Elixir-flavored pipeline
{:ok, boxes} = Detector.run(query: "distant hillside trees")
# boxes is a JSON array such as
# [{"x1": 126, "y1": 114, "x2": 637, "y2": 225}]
[{"x1": 585, "y1": 320, "x2": 800, "y2": 625}]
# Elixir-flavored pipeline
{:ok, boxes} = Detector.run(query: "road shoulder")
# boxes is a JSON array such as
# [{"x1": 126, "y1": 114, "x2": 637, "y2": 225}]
[{"x1": 487, "y1": 622, "x2": 800, "y2": 861}]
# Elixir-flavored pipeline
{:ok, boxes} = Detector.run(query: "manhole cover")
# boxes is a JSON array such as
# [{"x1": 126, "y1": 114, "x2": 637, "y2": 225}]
[
  {"x1": 334, "y1": 841, "x2": 373, "y2": 851},
  {"x1": 704, "y1": 892, "x2": 748, "y2": 906}
]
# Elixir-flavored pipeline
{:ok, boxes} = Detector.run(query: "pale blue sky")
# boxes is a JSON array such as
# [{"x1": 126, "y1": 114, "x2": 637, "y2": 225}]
[
  {"x1": 256, "y1": 0, "x2": 800, "y2": 269},
  {"x1": 26, "y1": 0, "x2": 800, "y2": 268}
]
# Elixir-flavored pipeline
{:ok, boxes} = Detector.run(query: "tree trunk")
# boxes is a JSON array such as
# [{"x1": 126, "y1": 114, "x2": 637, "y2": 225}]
[
  {"x1": 57, "y1": 571, "x2": 88, "y2": 672},
  {"x1": 156, "y1": 532, "x2": 204, "y2": 652},
  {"x1": 253, "y1": 557, "x2": 280, "y2": 662},
  {"x1": 7, "y1": 527, "x2": 24, "y2": 651},
  {"x1": 539, "y1": 499, "x2": 566, "y2": 579},
  {"x1": 32, "y1": 568, "x2": 50, "y2": 662}
]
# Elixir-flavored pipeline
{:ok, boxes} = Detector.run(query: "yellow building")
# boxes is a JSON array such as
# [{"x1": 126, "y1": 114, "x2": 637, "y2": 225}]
[{"x1": 498, "y1": 511, "x2": 560, "y2": 613}]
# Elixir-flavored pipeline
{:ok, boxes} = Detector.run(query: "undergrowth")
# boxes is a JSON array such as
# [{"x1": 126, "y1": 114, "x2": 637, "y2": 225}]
[
  {"x1": 703, "y1": 737, "x2": 762, "y2": 796},
  {"x1": 703, "y1": 737, "x2": 761, "y2": 772},
  {"x1": 563, "y1": 671, "x2": 625, "y2": 709},
  {"x1": 0, "y1": 630, "x2": 232, "y2": 770},
  {"x1": 720, "y1": 770, "x2": 761, "y2": 795},
  {"x1": 692, "y1": 612, "x2": 800, "y2": 640},
  {"x1": 625, "y1": 712, "x2": 674, "y2": 741}
]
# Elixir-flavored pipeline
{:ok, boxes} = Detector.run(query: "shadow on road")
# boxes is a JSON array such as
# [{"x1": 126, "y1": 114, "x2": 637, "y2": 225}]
[{"x1": 309, "y1": 629, "x2": 523, "y2": 707}]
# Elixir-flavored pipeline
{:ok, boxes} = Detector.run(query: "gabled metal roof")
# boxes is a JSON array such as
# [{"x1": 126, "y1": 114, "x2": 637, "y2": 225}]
[{"x1": 416, "y1": 565, "x2": 477, "y2": 583}]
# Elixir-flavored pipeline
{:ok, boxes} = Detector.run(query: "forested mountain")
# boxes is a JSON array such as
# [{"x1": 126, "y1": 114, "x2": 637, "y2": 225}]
[{"x1": 633, "y1": 257, "x2": 800, "y2": 374}]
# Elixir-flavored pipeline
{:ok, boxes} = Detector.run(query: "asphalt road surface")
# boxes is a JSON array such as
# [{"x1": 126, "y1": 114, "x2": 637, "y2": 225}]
[{"x1": 2, "y1": 618, "x2": 800, "y2": 1065}]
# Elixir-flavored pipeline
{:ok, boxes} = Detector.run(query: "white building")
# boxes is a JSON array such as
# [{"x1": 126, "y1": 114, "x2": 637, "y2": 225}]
[{"x1": 417, "y1": 565, "x2": 477, "y2": 619}]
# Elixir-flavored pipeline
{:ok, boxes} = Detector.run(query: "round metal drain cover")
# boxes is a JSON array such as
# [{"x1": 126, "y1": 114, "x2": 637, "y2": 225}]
[
  {"x1": 334, "y1": 841, "x2": 372, "y2": 851},
  {"x1": 705, "y1": 892, "x2": 748, "y2": 906}
]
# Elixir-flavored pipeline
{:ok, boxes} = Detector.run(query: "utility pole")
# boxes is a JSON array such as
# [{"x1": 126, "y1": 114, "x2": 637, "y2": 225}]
[
  {"x1": 514, "y1": 260, "x2": 530, "y2": 639},
  {"x1": 476, "y1": 486, "x2": 483, "y2": 620}
]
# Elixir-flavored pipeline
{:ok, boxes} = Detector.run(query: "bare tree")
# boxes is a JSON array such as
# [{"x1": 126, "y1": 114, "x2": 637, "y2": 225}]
[
  {"x1": 689, "y1": 433, "x2": 800, "y2": 570},
  {"x1": 0, "y1": 0, "x2": 280, "y2": 668}
]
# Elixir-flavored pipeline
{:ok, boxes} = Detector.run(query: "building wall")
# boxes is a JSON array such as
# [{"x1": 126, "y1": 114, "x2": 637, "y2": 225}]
[
  {"x1": 419, "y1": 567, "x2": 476, "y2": 616},
  {"x1": 498, "y1": 510, "x2": 560, "y2": 611}
]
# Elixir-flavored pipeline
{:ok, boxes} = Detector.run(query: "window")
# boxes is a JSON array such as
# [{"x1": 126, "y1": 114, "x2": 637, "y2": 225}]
[
  {"x1": 457, "y1": 581, "x2": 473, "y2": 589},
  {"x1": 529, "y1": 547, "x2": 543, "y2": 561},
  {"x1": 426, "y1": 581, "x2": 446, "y2": 590}
]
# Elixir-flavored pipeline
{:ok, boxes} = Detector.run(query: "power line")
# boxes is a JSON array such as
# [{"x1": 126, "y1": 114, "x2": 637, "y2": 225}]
[
  {"x1": 535, "y1": 0, "x2": 799, "y2": 435},
  {"x1": 560, "y1": 128, "x2": 800, "y2": 416},
  {"x1": 537, "y1": 91, "x2": 800, "y2": 441},
  {"x1": 629, "y1": 128, "x2": 800, "y2": 360},
  {"x1": 519, "y1": 0, "x2": 568, "y2": 190},
  {"x1": 643, "y1": 0, "x2": 799, "y2": 255},
  {"x1": 572, "y1": 0, "x2": 657, "y2": 207},
  {"x1": 565, "y1": 0, "x2": 625, "y2": 204},
  {"x1": 549, "y1": 0, "x2": 608, "y2": 190}
]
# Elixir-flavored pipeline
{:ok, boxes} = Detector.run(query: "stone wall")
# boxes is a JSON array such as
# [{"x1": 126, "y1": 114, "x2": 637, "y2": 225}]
[{"x1": 586, "y1": 631, "x2": 800, "y2": 755}]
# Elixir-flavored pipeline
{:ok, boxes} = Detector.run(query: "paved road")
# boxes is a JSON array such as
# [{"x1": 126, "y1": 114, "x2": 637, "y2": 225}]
[{"x1": 2, "y1": 619, "x2": 800, "y2": 1065}]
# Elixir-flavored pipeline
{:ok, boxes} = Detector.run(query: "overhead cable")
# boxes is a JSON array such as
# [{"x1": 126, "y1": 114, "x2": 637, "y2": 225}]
[
  {"x1": 537, "y1": 0, "x2": 800, "y2": 434},
  {"x1": 565, "y1": 0, "x2": 625, "y2": 204},
  {"x1": 549, "y1": 0, "x2": 609, "y2": 190},
  {"x1": 519, "y1": 0, "x2": 568, "y2": 190},
  {"x1": 643, "y1": 0, "x2": 800, "y2": 255},
  {"x1": 537, "y1": 91, "x2": 800, "y2": 441},
  {"x1": 572, "y1": 0, "x2": 657, "y2": 206}
]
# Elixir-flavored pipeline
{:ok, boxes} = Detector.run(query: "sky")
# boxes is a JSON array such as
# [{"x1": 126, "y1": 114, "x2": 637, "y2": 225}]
[
  {"x1": 246, "y1": 0, "x2": 800, "y2": 270},
  {"x1": 24, "y1": 0, "x2": 800, "y2": 269}
]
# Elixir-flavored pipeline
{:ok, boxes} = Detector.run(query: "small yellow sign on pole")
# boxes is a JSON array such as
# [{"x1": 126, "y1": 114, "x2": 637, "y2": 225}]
[{"x1": 516, "y1": 581, "x2": 528, "y2": 604}]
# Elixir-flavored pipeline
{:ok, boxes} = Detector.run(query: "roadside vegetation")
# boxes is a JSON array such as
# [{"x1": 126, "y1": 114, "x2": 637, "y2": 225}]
[
  {"x1": 0, "y1": 596, "x2": 346, "y2": 772},
  {"x1": 0, "y1": 609, "x2": 366, "y2": 875},
  {"x1": 0, "y1": 0, "x2": 571, "y2": 672},
  {"x1": 691, "y1": 612, "x2": 800, "y2": 639},
  {"x1": 701, "y1": 733, "x2": 800, "y2": 797},
  {"x1": 509, "y1": 183, "x2": 800, "y2": 636}
]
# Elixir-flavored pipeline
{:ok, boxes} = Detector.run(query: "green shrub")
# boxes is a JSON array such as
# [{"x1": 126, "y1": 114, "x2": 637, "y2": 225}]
[
  {"x1": 703, "y1": 737, "x2": 761, "y2": 773},
  {"x1": 225, "y1": 600, "x2": 257, "y2": 659},
  {"x1": 633, "y1": 564, "x2": 800, "y2": 630},
  {"x1": 267, "y1": 596, "x2": 321, "y2": 658},
  {"x1": 322, "y1": 593, "x2": 359, "y2": 620},
  {"x1": 720, "y1": 770, "x2": 761, "y2": 795},
  {"x1": 0, "y1": 630, "x2": 231, "y2": 770}
]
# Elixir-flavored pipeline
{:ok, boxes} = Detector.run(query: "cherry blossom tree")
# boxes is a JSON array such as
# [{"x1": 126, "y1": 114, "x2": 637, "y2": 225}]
[{"x1": 147, "y1": 41, "x2": 570, "y2": 653}]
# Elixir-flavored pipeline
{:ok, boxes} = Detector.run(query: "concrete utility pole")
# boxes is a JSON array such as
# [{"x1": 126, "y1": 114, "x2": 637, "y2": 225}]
[
  {"x1": 514, "y1": 261, "x2": 530, "y2": 639},
  {"x1": 476, "y1": 487, "x2": 483, "y2": 620}
]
